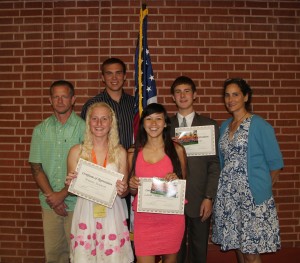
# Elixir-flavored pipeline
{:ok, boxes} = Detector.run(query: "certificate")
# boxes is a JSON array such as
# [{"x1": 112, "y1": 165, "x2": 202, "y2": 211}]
[
  {"x1": 175, "y1": 125, "x2": 216, "y2": 156},
  {"x1": 137, "y1": 177, "x2": 186, "y2": 215},
  {"x1": 68, "y1": 158, "x2": 124, "y2": 208}
]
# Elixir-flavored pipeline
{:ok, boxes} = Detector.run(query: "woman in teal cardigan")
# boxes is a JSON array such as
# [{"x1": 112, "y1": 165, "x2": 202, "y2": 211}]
[{"x1": 212, "y1": 78, "x2": 284, "y2": 263}]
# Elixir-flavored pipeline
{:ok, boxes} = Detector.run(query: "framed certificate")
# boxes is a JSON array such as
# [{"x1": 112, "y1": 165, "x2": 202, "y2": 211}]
[
  {"x1": 175, "y1": 125, "x2": 216, "y2": 156},
  {"x1": 68, "y1": 158, "x2": 124, "y2": 208},
  {"x1": 137, "y1": 177, "x2": 186, "y2": 215}
]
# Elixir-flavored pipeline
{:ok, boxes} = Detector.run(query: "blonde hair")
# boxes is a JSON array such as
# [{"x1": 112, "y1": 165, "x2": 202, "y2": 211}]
[{"x1": 80, "y1": 102, "x2": 121, "y2": 167}]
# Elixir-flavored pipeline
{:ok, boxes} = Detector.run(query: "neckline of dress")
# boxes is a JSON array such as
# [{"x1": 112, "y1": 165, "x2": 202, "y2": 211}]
[
  {"x1": 228, "y1": 115, "x2": 252, "y2": 140},
  {"x1": 141, "y1": 150, "x2": 166, "y2": 165}
]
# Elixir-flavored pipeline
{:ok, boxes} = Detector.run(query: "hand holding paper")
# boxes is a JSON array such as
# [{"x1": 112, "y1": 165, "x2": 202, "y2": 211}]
[{"x1": 68, "y1": 158, "x2": 124, "y2": 208}]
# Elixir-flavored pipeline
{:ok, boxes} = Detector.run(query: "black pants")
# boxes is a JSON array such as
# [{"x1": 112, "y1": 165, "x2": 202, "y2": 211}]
[{"x1": 177, "y1": 215, "x2": 211, "y2": 263}]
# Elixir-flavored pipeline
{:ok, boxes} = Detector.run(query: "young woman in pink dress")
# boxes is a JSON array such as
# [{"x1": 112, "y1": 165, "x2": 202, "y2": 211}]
[{"x1": 129, "y1": 103, "x2": 187, "y2": 263}]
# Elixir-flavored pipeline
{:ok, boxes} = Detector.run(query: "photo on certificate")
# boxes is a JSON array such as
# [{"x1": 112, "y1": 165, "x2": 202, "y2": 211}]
[
  {"x1": 175, "y1": 125, "x2": 216, "y2": 156},
  {"x1": 68, "y1": 158, "x2": 124, "y2": 208},
  {"x1": 176, "y1": 129, "x2": 198, "y2": 146},
  {"x1": 137, "y1": 178, "x2": 186, "y2": 215},
  {"x1": 150, "y1": 177, "x2": 178, "y2": 198}
]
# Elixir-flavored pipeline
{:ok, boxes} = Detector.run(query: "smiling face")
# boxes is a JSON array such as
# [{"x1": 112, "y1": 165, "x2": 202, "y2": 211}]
[
  {"x1": 89, "y1": 106, "x2": 112, "y2": 138},
  {"x1": 172, "y1": 84, "x2": 196, "y2": 114},
  {"x1": 101, "y1": 63, "x2": 126, "y2": 94},
  {"x1": 224, "y1": 83, "x2": 248, "y2": 114},
  {"x1": 49, "y1": 85, "x2": 75, "y2": 115},
  {"x1": 143, "y1": 112, "x2": 166, "y2": 139}
]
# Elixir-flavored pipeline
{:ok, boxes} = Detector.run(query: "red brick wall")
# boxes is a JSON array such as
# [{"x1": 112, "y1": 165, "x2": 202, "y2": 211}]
[{"x1": 0, "y1": 0, "x2": 299, "y2": 262}]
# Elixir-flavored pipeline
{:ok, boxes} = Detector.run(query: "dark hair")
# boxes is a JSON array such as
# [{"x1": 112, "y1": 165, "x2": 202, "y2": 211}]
[
  {"x1": 101, "y1": 57, "x2": 126, "y2": 74},
  {"x1": 223, "y1": 78, "x2": 253, "y2": 111},
  {"x1": 170, "y1": 76, "x2": 196, "y2": 94},
  {"x1": 50, "y1": 80, "x2": 75, "y2": 97},
  {"x1": 130, "y1": 103, "x2": 183, "y2": 179}
]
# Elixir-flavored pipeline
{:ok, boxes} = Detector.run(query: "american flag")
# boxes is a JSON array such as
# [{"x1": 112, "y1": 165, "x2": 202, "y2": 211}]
[{"x1": 133, "y1": 5, "x2": 157, "y2": 139}]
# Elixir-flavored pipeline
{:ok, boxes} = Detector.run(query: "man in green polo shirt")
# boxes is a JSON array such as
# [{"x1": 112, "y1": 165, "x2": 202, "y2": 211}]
[{"x1": 29, "y1": 80, "x2": 85, "y2": 263}]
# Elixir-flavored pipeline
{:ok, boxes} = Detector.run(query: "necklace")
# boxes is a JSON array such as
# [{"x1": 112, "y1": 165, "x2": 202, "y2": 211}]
[{"x1": 230, "y1": 112, "x2": 248, "y2": 133}]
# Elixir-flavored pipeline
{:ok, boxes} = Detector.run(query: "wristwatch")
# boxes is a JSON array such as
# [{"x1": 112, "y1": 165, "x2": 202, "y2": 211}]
[{"x1": 204, "y1": 195, "x2": 213, "y2": 201}]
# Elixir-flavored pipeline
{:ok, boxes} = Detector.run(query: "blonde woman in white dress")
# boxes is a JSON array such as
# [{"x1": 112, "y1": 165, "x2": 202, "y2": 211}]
[{"x1": 66, "y1": 102, "x2": 134, "y2": 263}]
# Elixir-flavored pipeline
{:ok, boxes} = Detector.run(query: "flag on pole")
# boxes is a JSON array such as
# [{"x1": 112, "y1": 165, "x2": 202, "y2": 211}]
[{"x1": 133, "y1": 5, "x2": 157, "y2": 139}]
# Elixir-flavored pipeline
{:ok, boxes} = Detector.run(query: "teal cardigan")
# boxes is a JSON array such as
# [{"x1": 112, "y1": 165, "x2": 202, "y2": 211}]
[{"x1": 219, "y1": 115, "x2": 284, "y2": 205}]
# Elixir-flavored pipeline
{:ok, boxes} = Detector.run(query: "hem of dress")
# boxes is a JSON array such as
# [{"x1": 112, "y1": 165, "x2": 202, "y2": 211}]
[
  {"x1": 213, "y1": 245, "x2": 281, "y2": 254},
  {"x1": 136, "y1": 250, "x2": 179, "y2": 257}
]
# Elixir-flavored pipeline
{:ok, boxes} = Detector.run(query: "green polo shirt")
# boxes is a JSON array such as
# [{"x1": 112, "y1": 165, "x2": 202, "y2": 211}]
[{"x1": 29, "y1": 111, "x2": 85, "y2": 211}]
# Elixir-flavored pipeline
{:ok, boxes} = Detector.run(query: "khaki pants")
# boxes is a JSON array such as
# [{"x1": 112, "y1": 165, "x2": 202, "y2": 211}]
[{"x1": 42, "y1": 209, "x2": 73, "y2": 263}]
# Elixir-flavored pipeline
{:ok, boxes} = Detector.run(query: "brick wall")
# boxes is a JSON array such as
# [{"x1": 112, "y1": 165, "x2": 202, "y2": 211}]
[{"x1": 0, "y1": 0, "x2": 299, "y2": 262}]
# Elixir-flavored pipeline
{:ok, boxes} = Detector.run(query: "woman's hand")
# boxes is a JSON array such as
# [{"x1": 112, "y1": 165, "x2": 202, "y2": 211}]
[
  {"x1": 129, "y1": 176, "x2": 140, "y2": 195},
  {"x1": 165, "y1": 172, "x2": 178, "y2": 181},
  {"x1": 116, "y1": 180, "x2": 128, "y2": 197},
  {"x1": 271, "y1": 169, "x2": 280, "y2": 185},
  {"x1": 65, "y1": 171, "x2": 77, "y2": 186}
]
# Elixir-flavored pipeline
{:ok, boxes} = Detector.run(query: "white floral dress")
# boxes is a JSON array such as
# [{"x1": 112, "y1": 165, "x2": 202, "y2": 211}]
[
  {"x1": 70, "y1": 163, "x2": 134, "y2": 263},
  {"x1": 212, "y1": 117, "x2": 281, "y2": 253}
]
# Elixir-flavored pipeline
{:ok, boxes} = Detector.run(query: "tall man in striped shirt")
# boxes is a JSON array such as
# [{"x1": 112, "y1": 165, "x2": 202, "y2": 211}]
[
  {"x1": 81, "y1": 58, "x2": 134, "y2": 150},
  {"x1": 81, "y1": 58, "x2": 135, "y2": 226}
]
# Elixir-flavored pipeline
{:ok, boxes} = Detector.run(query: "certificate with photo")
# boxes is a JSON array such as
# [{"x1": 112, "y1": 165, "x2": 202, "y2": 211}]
[
  {"x1": 68, "y1": 158, "x2": 124, "y2": 208},
  {"x1": 137, "y1": 177, "x2": 186, "y2": 215},
  {"x1": 175, "y1": 125, "x2": 216, "y2": 156}
]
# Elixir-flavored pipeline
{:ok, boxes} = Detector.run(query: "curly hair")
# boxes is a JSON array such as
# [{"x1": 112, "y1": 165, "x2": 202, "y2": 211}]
[{"x1": 80, "y1": 102, "x2": 121, "y2": 167}]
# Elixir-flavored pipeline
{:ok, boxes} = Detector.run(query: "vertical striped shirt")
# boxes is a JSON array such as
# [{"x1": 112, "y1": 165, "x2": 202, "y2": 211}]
[{"x1": 81, "y1": 89, "x2": 135, "y2": 150}]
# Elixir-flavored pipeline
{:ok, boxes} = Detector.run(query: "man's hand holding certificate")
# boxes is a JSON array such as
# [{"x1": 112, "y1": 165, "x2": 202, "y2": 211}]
[
  {"x1": 137, "y1": 177, "x2": 186, "y2": 215},
  {"x1": 68, "y1": 158, "x2": 123, "y2": 208}
]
